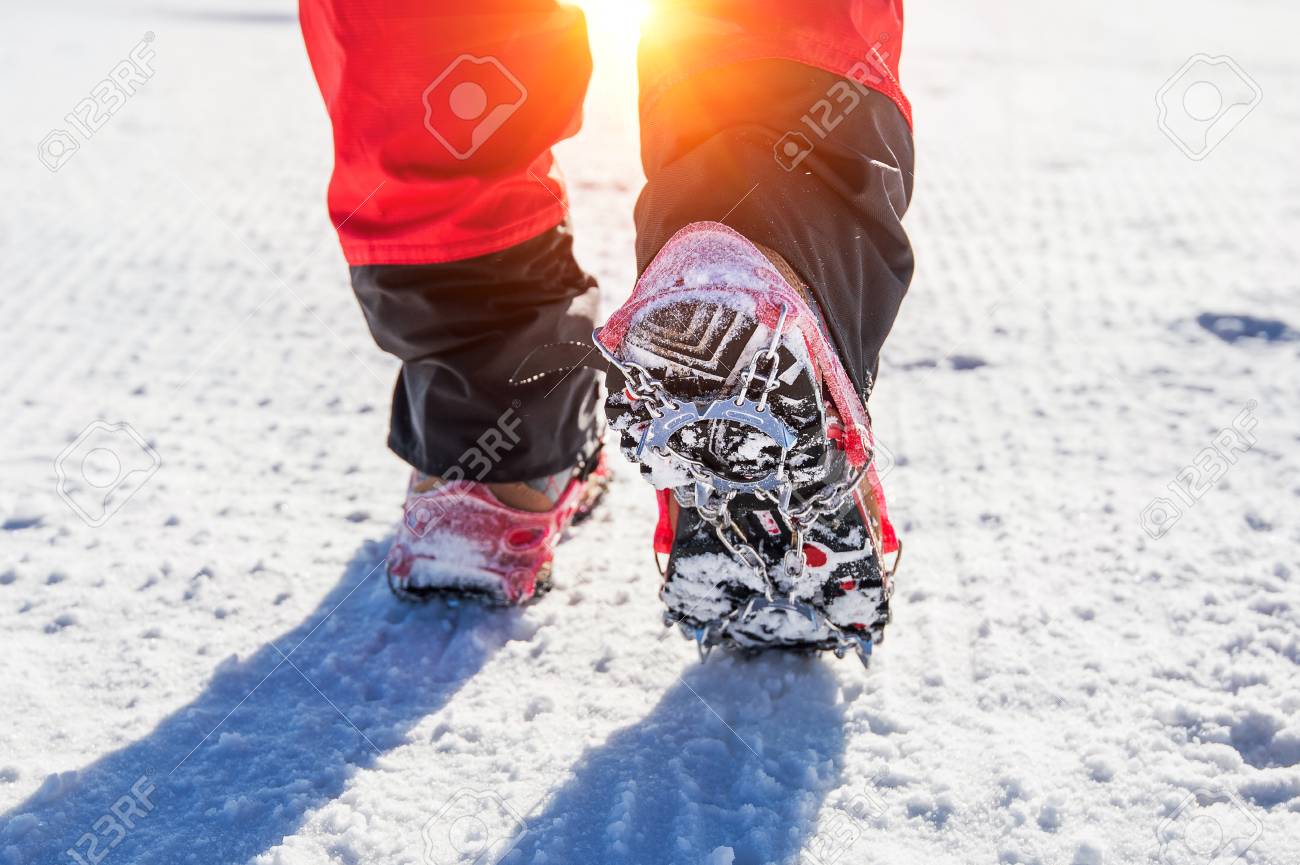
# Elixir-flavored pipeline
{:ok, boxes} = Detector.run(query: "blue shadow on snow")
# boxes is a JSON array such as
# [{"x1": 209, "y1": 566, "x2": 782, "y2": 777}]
[
  {"x1": 508, "y1": 653, "x2": 846, "y2": 865},
  {"x1": 1, "y1": 536, "x2": 518, "y2": 864}
]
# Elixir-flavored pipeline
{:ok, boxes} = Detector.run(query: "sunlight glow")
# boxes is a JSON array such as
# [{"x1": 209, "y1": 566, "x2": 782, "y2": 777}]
[{"x1": 575, "y1": 0, "x2": 654, "y2": 43}]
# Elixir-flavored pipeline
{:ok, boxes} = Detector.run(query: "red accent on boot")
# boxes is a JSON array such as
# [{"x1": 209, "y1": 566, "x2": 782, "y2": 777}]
[
  {"x1": 802, "y1": 544, "x2": 829, "y2": 568},
  {"x1": 653, "y1": 488, "x2": 677, "y2": 556}
]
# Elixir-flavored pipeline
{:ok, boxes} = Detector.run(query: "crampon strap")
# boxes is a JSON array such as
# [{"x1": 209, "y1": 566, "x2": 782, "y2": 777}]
[{"x1": 866, "y1": 462, "x2": 899, "y2": 555}]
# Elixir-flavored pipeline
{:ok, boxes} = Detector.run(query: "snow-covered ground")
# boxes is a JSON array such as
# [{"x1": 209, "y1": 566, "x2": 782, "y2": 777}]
[{"x1": 3, "y1": 1, "x2": 1299, "y2": 863}]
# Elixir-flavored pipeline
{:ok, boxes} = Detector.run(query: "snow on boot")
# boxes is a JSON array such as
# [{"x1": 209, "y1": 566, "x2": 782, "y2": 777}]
[
  {"x1": 386, "y1": 449, "x2": 610, "y2": 604},
  {"x1": 594, "y1": 222, "x2": 900, "y2": 664}
]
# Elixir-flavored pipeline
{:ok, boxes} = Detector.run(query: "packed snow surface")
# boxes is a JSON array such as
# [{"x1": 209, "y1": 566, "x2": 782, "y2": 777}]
[{"x1": 3, "y1": 1, "x2": 1299, "y2": 864}]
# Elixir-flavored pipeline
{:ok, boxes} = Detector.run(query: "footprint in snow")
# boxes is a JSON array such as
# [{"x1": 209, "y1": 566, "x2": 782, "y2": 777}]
[
  {"x1": 896, "y1": 355, "x2": 988, "y2": 371},
  {"x1": 949, "y1": 354, "x2": 988, "y2": 370},
  {"x1": 1197, "y1": 312, "x2": 1299, "y2": 344}
]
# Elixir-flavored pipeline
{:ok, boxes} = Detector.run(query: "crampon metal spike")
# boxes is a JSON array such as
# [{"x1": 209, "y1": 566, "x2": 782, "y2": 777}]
[
  {"x1": 695, "y1": 625, "x2": 715, "y2": 662},
  {"x1": 854, "y1": 634, "x2": 873, "y2": 668}
]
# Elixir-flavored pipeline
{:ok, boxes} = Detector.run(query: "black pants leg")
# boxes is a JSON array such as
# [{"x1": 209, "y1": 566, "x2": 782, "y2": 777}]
[
  {"x1": 635, "y1": 59, "x2": 915, "y2": 399},
  {"x1": 350, "y1": 223, "x2": 603, "y2": 483}
]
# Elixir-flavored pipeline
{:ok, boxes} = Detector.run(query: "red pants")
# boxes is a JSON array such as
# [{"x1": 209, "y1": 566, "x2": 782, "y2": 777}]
[{"x1": 300, "y1": 0, "x2": 909, "y2": 266}]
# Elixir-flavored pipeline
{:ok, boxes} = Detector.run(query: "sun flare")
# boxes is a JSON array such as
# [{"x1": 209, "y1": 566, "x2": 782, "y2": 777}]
[{"x1": 575, "y1": 0, "x2": 654, "y2": 43}]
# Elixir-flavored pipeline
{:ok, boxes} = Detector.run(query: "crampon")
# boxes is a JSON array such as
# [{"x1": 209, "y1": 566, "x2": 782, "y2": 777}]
[{"x1": 595, "y1": 222, "x2": 901, "y2": 667}]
